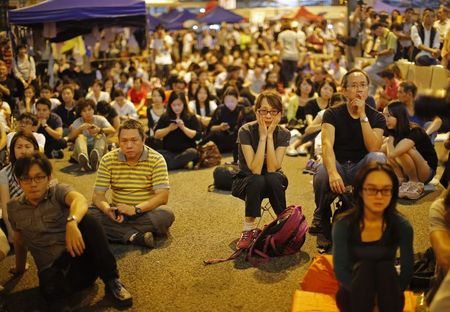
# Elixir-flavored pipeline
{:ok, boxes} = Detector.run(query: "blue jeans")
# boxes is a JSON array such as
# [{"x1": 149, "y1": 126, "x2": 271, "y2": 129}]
[
  {"x1": 365, "y1": 62, "x2": 390, "y2": 97},
  {"x1": 312, "y1": 152, "x2": 386, "y2": 236}
]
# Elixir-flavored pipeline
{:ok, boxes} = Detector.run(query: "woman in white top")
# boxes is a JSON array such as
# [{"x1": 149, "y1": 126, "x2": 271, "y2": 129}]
[
  {"x1": 146, "y1": 88, "x2": 166, "y2": 149},
  {"x1": 188, "y1": 84, "x2": 217, "y2": 128},
  {"x1": 13, "y1": 44, "x2": 36, "y2": 91}
]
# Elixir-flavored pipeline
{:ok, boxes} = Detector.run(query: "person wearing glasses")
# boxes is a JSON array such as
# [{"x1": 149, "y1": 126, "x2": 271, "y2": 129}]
[
  {"x1": 311, "y1": 69, "x2": 386, "y2": 249},
  {"x1": 232, "y1": 90, "x2": 290, "y2": 249},
  {"x1": 332, "y1": 161, "x2": 413, "y2": 312},
  {"x1": 0, "y1": 132, "x2": 39, "y2": 243},
  {"x1": 7, "y1": 152, "x2": 132, "y2": 310}
]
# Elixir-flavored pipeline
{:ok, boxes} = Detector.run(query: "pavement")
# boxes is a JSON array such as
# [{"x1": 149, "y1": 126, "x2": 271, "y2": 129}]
[{"x1": 0, "y1": 151, "x2": 444, "y2": 312}]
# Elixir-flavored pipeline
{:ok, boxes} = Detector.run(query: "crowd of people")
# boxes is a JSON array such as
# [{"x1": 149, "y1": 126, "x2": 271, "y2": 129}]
[{"x1": 0, "y1": 3, "x2": 449, "y2": 311}]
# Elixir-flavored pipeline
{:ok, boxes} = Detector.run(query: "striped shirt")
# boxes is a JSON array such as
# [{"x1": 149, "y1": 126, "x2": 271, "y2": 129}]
[
  {"x1": 0, "y1": 164, "x2": 23, "y2": 199},
  {"x1": 94, "y1": 146, "x2": 169, "y2": 205}
]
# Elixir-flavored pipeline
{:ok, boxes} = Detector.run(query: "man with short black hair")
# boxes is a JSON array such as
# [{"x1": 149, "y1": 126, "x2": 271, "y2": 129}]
[
  {"x1": 311, "y1": 69, "x2": 386, "y2": 248},
  {"x1": 91, "y1": 119, "x2": 175, "y2": 248},
  {"x1": 35, "y1": 98, "x2": 67, "y2": 159},
  {"x1": 7, "y1": 152, "x2": 132, "y2": 311},
  {"x1": 53, "y1": 85, "x2": 77, "y2": 135},
  {"x1": 411, "y1": 8, "x2": 441, "y2": 66},
  {"x1": 6, "y1": 112, "x2": 45, "y2": 152}
]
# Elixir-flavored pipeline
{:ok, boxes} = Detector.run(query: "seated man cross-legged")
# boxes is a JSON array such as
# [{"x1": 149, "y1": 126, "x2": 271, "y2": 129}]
[
  {"x1": 7, "y1": 152, "x2": 132, "y2": 311},
  {"x1": 91, "y1": 119, "x2": 175, "y2": 248}
]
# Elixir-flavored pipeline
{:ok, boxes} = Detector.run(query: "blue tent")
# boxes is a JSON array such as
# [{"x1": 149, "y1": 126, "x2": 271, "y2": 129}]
[
  {"x1": 197, "y1": 6, "x2": 243, "y2": 25},
  {"x1": 162, "y1": 9, "x2": 197, "y2": 30},
  {"x1": 9, "y1": 0, "x2": 146, "y2": 25},
  {"x1": 148, "y1": 14, "x2": 164, "y2": 32},
  {"x1": 8, "y1": 0, "x2": 146, "y2": 41},
  {"x1": 159, "y1": 9, "x2": 183, "y2": 22}
]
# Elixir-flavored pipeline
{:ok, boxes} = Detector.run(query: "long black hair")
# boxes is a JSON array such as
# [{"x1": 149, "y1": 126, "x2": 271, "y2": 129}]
[
  {"x1": 194, "y1": 84, "x2": 212, "y2": 116},
  {"x1": 9, "y1": 131, "x2": 39, "y2": 164},
  {"x1": 165, "y1": 91, "x2": 192, "y2": 120},
  {"x1": 336, "y1": 161, "x2": 400, "y2": 238},
  {"x1": 386, "y1": 101, "x2": 417, "y2": 145}
]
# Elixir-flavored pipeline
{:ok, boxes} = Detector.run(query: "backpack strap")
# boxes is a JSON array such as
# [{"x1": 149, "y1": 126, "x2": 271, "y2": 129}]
[{"x1": 203, "y1": 249, "x2": 243, "y2": 265}]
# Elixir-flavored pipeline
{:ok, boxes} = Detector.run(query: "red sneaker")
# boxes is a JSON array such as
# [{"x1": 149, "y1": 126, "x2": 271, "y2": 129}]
[{"x1": 236, "y1": 229, "x2": 260, "y2": 250}]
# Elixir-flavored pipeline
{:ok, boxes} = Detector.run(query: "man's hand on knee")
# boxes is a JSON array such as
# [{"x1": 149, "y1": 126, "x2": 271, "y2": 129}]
[{"x1": 329, "y1": 171, "x2": 346, "y2": 194}]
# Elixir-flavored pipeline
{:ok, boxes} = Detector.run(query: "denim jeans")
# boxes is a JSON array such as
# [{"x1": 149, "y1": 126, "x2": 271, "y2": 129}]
[{"x1": 312, "y1": 152, "x2": 386, "y2": 236}]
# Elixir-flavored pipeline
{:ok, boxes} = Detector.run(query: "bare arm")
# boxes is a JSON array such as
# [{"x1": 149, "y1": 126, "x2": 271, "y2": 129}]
[
  {"x1": 266, "y1": 115, "x2": 285, "y2": 172},
  {"x1": 64, "y1": 191, "x2": 88, "y2": 257},
  {"x1": 322, "y1": 123, "x2": 345, "y2": 194},
  {"x1": 389, "y1": 138, "x2": 415, "y2": 158},
  {"x1": 154, "y1": 122, "x2": 178, "y2": 139},
  {"x1": 425, "y1": 116, "x2": 442, "y2": 136},
  {"x1": 42, "y1": 125, "x2": 63, "y2": 140},
  {"x1": 430, "y1": 230, "x2": 450, "y2": 273},
  {"x1": 0, "y1": 184, "x2": 13, "y2": 242}
]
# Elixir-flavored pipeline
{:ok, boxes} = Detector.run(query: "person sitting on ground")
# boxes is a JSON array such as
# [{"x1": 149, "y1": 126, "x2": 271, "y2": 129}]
[
  {"x1": 111, "y1": 89, "x2": 139, "y2": 121},
  {"x1": 53, "y1": 84, "x2": 77, "y2": 136},
  {"x1": 287, "y1": 79, "x2": 336, "y2": 156},
  {"x1": 206, "y1": 86, "x2": 244, "y2": 153},
  {"x1": 7, "y1": 152, "x2": 132, "y2": 310},
  {"x1": 311, "y1": 69, "x2": 386, "y2": 249},
  {"x1": 429, "y1": 186, "x2": 450, "y2": 311},
  {"x1": 86, "y1": 79, "x2": 111, "y2": 104},
  {"x1": 232, "y1": 90, "x2": 290, "y2": 249},
  {"x1": 333, "y1": 162, "x2": 413, "y2": 312},
  {"x1": 376, "y1": 69, "x2": 400, "y2": 111},
  {"x1": 17, "y1": 85, "x2": 36, "y2": 114},
  {"x1": 188, "y1": 84, "x2": 217, "y2": 128},
  {"x1": 397, "y1": 81, "x2": 442, "y2": 141},
  {"x1": 0, "y1": 132, "x2": 40, "y2": 243},
  {"x1": 115, "y1": 72, "x2": 132, "y2": 94},
  {"x1": 127, "y1": 77, "x2": 147, "y2": 117},
  {"x1": 7, "y1": 112, "x2": 45, "y2": 152},
  {"x1": 285, "y1": 75, "x2": 315, "y2": 130},
  {"x1": 96, "y1": 100, "x2": 120, "y2": 132},
  {"x1": 91, "y1": 119, "x2": 175, "y2": 248},
  {"x1": 39, "y1": 84, "x2": 61, "y2": 111},
  {"x1": 68, "y1": 99, "x2": 115, "y2": 171},
  {"x1": 383, "y1": 101, "x2": 438, "y2": 200},
  {"x1": 411, "y1": 8, "x2": 441, "y2": 66},
  {"x1": 35, "y1": 98, "x2": 67, "y2": 159},
  {"x1": 302, "y1": 93, "x2": 348, "y2": 174},
  {"x1": 154, "y1": 91, "x2": 201, "y2": 170},
  {"x1": 146, "y1": 87, "x2": 166, "y2": 149}
]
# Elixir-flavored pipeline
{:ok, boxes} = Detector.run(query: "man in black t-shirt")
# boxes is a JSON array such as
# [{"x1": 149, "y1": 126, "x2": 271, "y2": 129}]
[
  {"x1": 0, "y1": 60, "x2": 17, "y2": 114},
  {"x1": 36, "y1": 98, "x2": 67, "y2": 158},
  {"x1": 311, "y1": 69, "x2": 386, "y2": 247}
]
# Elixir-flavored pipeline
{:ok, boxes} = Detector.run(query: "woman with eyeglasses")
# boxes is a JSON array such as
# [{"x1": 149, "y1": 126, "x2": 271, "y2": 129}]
[
  {"x1": 231, "y1": 90, "x2": 290, "y2": 249},
  {"x1": 383, "y1": 101, "x2": 437, "y2": 200},
  {"x1": 0, "y1": 131, "x2": 39, "y2": 242},
  {"x1": 332, "y1": 161, "x2": 413, "y2": 312}
]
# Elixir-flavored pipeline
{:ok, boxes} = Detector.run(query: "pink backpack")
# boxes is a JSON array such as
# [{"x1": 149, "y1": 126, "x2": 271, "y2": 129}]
[{"x1": 204, "y1": 205, "x2": 308, "y2": 266}]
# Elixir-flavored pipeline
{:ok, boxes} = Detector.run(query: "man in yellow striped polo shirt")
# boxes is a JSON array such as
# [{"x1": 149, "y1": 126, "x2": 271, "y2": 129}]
[{"x1": 91, "y1": 119, "x2": 175, "y2": 248}]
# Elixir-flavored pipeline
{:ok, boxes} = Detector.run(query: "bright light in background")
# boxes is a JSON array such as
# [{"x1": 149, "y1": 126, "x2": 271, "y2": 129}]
[
  {"x1": 199, "y1": 8, "x2": 205, "y2": 13},
  {"x1": 209, "y1": 24, "x2": 220, "y2": 30},
  {"x1": 193, "y1": 25, "x2": 198, "y2": 30}
]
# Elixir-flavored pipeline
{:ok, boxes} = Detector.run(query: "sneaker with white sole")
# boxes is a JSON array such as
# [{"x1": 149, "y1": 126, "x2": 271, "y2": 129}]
[
  {"x1": 398, "y1": 181, "x2": 412, "y2": 198},
  {"x1": 286, "y1": 147, "x2": 299, "y2": 157},
  {"x1": 78, "y1": 153, "x2": 91, "y2": 171},
  {"x1": 404, "y1": 182, "x2": 425, "y2": 200},
  {"x1": 89, "y1": 149, "x2": 100, "y2": 171}
]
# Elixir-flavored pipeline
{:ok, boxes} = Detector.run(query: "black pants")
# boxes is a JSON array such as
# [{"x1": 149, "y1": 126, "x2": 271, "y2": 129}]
[
  {"x1": 206, "y1": 131, "x2": 236, "y2": 153},
  {"x1": 281, "y1": 59, "x2": 298, "y2": 87},
  {"x1": 44, "y1": 138, "x2": 68, "y2": 158},
  {"x1": 232, "y1": 172, "x2": 288, "y2": 218},
  {"x1": 336, "y1": 260, "x2": 404, "y2": 312},
  {"x1": 38, "y1": 214, "x2": 118, "y2": 303},
  {"x1": 158, "y1": 148, "x2": 199, "y2": 170}
]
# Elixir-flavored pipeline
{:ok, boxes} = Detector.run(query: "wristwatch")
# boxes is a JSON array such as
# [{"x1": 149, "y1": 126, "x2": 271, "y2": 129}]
[
  {"x1": 66, "y1": 215, "x2": 77, "y2": 223},
  {"x1": 360, "y1": 116, "x2": 369, "y2": 123},
  {"x1": 134, "y1": 206, "x2": 143, "y2": 216}
]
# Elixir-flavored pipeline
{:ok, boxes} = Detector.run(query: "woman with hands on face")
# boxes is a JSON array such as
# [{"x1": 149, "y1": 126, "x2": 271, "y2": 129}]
[
  {"x1": 154, "y1": 91, "x2": 202, "y2": 170},
  {"x1": 231, "y1": 90, "x2": 291, "y2": 250}
]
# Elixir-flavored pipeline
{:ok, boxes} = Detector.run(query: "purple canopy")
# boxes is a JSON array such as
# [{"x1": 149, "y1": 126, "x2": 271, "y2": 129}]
[{"x1": 197, "y1": 6, "x2": 243, "y2": 25}]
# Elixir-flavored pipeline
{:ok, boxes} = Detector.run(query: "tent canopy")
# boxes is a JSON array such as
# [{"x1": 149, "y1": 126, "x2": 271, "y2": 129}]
[
  {"x1": 161, "y1": 9, "x2": 196, "y2": 30},
  {"x1": 283, "y1": 6, "x2": 323, "y2": 22},
  {"x1": 197, "y1": 6, "x2": 243, "y2": 25},
  {"x1": 8, "y1": 0, "x2": 146, "y2": 25}
]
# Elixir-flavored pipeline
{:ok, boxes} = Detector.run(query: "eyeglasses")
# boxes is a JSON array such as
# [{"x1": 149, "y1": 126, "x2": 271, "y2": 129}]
[
  {"x1": 363, "y1": 187, "x2": 392, "y2": 196},
  {"x1": 348, "y1": 83, "x2": 368, "y2": 89},
  {"x1": 19, "y1": 175, "x2": 48, "y2": 184},
  {"x1": 257, "y1": 109, "x2": 279, "y2": 116}
]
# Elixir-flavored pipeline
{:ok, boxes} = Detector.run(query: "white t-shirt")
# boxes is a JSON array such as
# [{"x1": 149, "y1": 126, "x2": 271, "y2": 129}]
[
  {"x1": 7, "y1": 132, "x2": 46, "y2": 152},
  {"x1": 188, "y1": 100, "x2": 217, "y2": 117},
  {"x1": 111, "y1": 100, "x2": 139, "y2": 120},
  {"x1": 277, "y1": 30, "x2": 300, "y2": 61}
]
